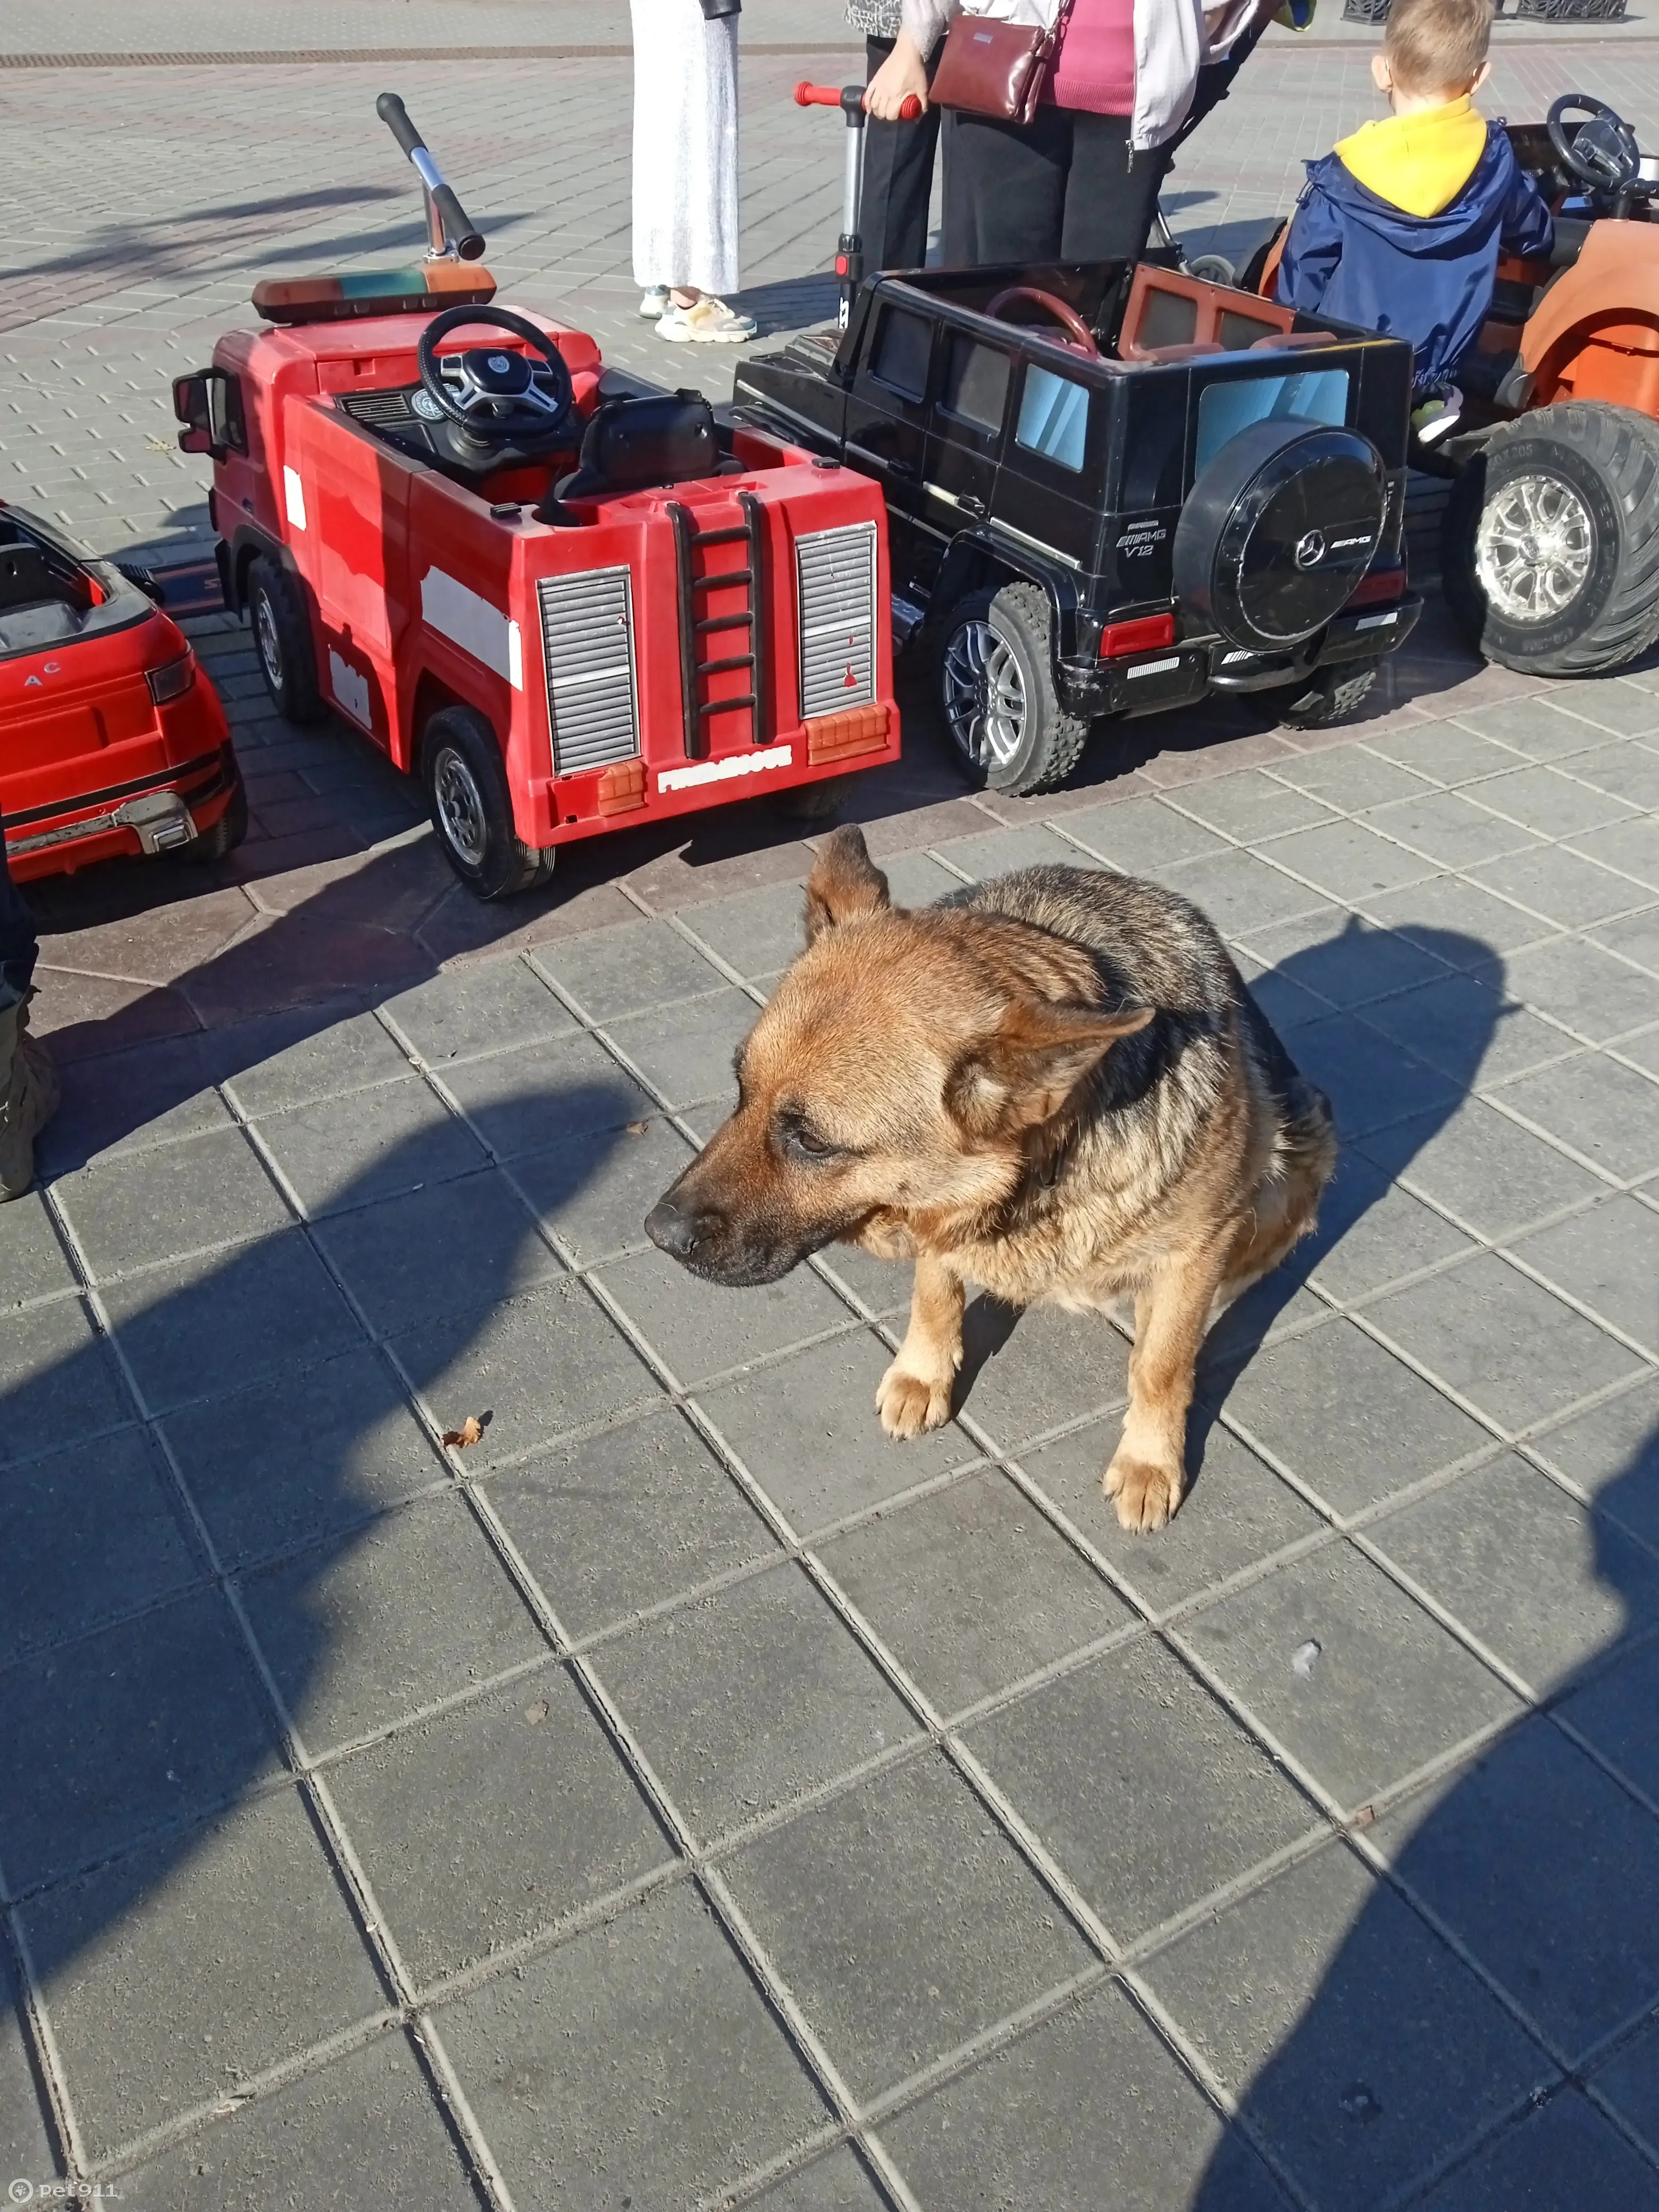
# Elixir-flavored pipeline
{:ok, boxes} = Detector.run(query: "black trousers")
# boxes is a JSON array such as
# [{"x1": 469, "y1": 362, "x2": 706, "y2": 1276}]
[
  {"x1": 0, "y1": 817, "x2": 38, "y2": 1011},
  {"x1": 861, "y1": 35, "x2": 943, "y2": 273},
  {"x1": 942, "y1": 105, "x2": 1174, "y2": 267}
]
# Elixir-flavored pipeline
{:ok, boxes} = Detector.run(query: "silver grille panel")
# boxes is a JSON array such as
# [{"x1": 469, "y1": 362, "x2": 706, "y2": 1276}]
[
  {"x1": 537, "y1": 566, "x2": 640, "y2": 774},
  {"x1": 796, "y1": 522, "x2": 876, "y2": 720}
]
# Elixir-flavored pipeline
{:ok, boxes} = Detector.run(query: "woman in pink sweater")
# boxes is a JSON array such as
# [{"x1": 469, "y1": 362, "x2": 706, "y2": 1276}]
[{"x1": 867, "y1": 0, "x2": 1241, "y2": 267}]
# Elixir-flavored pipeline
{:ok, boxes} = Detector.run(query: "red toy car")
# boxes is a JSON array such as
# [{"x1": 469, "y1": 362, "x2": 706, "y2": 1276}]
[
  {"x1": 0, "y1": 503, "x2": 244, "y2": 883},
  {"x1": 175, "y1": 96, "x2": 900, "y2": 899}
]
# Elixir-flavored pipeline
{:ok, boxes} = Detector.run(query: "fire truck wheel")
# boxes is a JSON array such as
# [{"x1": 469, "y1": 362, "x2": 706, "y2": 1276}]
[
  {"x1": 247, "y1": 556, "x2": 325, "y2": 725},
  {"x1": 421, "y1": 706, "x2": 546, "y2": 900},
  {"x1": 777, "y1": 774, "x2": 854, "y2": 822},
  {"x1": 937, "y1": 581, "x2": 1092, "y2": 795},
  {"x1": 1443, "y1": 403, "x2": 1659, "y2": 675},
  {"x1": 183, "y1": 762, "x2": 249, "y2": 862},
  {"x1": 1263, "y1": 659, "x2": 1379, "y2": 728}
]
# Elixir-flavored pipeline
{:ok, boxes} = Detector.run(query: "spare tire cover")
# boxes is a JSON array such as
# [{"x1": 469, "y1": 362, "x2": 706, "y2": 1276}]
[{"x1": 1172, "y1": 416, "x2": 1387, "y2": 652}]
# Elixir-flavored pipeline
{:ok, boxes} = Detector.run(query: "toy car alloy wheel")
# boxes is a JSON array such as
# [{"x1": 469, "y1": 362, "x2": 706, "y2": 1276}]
[
  {"x1": 935, "y1": 583, "x2": 1093, "y2": 796},
  {"x1": 942, "y1": 615, "x2": 1027, "y2": 772},
  {"x1": 254, "y1": 589, "x2": 284, "y2": 693},
  {"x1": 246, "y1": 555, "x2": 323, "y2": 725},
  {"x1": 1474, "y1": 472, "x2": 1594, "y2": 624},
  {"x1": 1443, "y1": 403, "x2": 1659, "y2": 676},
  {"x1": 417, "y1": 704, "x2": 547, "y2": 901},
  {"x1": 431, "y1": 741, "x2": 490, "y2": 868}
]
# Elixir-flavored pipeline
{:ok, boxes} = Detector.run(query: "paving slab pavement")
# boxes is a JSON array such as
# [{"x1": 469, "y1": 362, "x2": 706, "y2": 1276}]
[{"x1": 4, "y1": 6, "x2": 1659, "y2": 2208}]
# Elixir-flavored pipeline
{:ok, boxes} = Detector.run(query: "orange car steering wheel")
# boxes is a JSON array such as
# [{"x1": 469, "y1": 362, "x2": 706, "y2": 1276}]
[{"x1": 986, "y1": 286, "x2": 1099, "y2": 356}]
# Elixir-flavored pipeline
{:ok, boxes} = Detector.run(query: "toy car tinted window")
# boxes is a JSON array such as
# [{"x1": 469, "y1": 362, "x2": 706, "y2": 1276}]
[
  {"x1": 940, "y1": 336, "x2": 1010, "y2": 434},
  {"x1": 870, "y1": 307, "x2": 933, "y2": 401},
  {"x1": 1195, "y1": 368, "x2": 1349, "y2": 472},
  {"x1": 1217, "y1": 307, "x2": 1283, "y2": 353},
  {"x1": 1139, "y1": 289, "x2": 1199, "y2": 351},
  {"x1": 1015, "y1": 366, "x2": 1089, "y2": 473}
]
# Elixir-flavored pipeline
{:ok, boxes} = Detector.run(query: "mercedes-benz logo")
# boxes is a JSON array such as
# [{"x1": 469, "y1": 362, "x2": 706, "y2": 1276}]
[
  {"x1": 487, "y1": 354, "x2": 513, "y2": 373},
  {"x1": 1294, "y1": 530, "x2": 1327, "y2": 570}
]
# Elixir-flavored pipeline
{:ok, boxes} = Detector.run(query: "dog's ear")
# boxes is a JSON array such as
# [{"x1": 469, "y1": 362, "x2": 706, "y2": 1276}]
[
  {"x1": 946, "y1": 999, "x2": 1153, "y2": 1136},
  {"x1": 803, "y1": 825, "x2": 892, "y2": 944}
]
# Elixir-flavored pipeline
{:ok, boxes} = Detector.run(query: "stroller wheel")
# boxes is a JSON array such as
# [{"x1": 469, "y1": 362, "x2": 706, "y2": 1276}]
[{"x1": 1185, "y1": 253, "x2": 1237, "y2": 287}]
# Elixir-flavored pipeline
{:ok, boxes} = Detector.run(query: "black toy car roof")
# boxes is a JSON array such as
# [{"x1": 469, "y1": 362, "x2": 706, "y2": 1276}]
[{"x1": 835, "y1": 258, "x2": 1410, "y2": 387}]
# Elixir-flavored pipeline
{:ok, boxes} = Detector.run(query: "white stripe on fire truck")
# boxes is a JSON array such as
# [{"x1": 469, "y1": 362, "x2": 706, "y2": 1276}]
[{"x1": 419, "y1": 568, "x2": 524, "y2": 690}]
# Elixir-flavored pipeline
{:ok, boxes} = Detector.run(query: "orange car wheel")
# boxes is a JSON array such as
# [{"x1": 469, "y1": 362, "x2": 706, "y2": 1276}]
[{"x1": 1443, "y1": 401, "x2": 1659, "y2": 675}]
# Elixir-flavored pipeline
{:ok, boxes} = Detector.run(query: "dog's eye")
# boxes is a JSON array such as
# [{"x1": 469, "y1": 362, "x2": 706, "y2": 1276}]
[{"x1": 777, "y1": 1114, "x2": 842, "y2": 1161}]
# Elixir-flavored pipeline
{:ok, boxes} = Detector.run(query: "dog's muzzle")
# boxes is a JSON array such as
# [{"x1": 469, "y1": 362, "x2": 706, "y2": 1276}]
[{"x1": 642, "y1": 1194, "x2": 800, "y2": 1286}]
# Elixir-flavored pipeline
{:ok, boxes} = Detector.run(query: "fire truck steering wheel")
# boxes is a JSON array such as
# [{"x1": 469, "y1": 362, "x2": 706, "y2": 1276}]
[
  {"x1": 1547, "y1": 93, "x2": 1645, "y2": 198},
  {"x1": 416, "y1": 304, "x2": 577, "y2": 451}
]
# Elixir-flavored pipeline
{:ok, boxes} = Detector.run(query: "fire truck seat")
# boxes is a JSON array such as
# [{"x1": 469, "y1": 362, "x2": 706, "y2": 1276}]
[{"x1": 543, "y1": 391, "x2": 734, "y2": 517}]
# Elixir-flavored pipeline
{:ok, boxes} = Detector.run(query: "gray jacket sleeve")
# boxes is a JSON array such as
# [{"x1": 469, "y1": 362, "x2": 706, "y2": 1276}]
[
  {"x1": 847, "y1": 0, "x2": 905, "y2": 35},
  {"x1": 899, "y1": 0, "x2": 954, "y2": 47}
]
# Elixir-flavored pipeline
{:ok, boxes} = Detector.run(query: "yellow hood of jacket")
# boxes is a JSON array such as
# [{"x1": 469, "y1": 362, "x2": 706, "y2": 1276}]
[{"x1": 1335, "y1": 96, "x2": 1489, "y2": 219}]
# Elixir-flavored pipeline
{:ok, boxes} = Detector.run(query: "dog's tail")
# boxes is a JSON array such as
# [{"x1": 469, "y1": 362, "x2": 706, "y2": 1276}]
[
  {"x1": 1234, "y1": 979, "x2": 1339, "y2": 1268},
  {"x1": 1281, "y1": 1073, "x2": 1339, "y2": 1209}
]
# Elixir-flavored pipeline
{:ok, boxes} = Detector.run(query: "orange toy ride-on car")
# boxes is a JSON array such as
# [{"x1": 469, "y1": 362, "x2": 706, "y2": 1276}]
[
  {"x1": 1, "y1": 504, "x2": 244, "y2": 884},
  {"x1": 173, "y1": 95, "x2": 900, "y2": 900},
  {"x1": 1247, "y1": 93, "x2": 1659, "y2": 678}
]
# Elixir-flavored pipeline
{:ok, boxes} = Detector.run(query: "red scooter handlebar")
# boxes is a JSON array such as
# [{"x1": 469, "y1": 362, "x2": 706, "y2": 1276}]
[{"x1": 793, "y1": 80, "x2": 923, "y2": 122}]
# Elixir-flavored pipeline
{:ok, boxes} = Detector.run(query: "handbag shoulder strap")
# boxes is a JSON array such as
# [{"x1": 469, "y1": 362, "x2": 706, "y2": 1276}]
[{"x1": 1036, "y1": 0, "x2": 1077, "y2": 56}]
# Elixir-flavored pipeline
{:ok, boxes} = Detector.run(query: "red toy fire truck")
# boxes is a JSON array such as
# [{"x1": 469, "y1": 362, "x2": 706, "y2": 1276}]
[
  {"x1": 174, "y1": 96, "x2": 900, "y2": 899},
  {"x1": 1, "y1": 504, "x2": 244, "y2": 883}
]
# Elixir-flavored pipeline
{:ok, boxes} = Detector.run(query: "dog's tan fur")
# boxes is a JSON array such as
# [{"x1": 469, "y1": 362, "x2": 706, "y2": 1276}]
[{"x1": 647, "y1": 828, "x2": 1336, "y2": 1529}]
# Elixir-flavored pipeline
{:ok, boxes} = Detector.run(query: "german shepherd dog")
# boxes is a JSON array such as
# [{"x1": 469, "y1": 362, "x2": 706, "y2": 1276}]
[{"x1": 645, "y1": 828, "x2": 1336, "y2": 1531}]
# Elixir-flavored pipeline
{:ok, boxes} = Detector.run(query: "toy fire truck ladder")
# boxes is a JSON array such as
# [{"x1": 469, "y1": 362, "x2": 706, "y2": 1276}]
[{"x1": 667, "y1": 492, "x2": 768, "y2": 758}]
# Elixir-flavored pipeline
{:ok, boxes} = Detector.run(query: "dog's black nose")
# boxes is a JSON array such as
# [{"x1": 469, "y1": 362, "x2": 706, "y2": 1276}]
[{"x1": 644, "y1": 1196, "x2": 708, "y2": 1260}]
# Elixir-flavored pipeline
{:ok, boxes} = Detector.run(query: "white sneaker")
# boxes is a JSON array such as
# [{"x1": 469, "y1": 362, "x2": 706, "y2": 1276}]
[
  {"x1": 639, "y1": 286, "x2": 670, "y2": 320},
  {"x1": 1412, "y1": 387, "x2": 1464, "y2": 446},
  {"x1": 657, "y1": 296, "x2": 757, "y2": 344}
]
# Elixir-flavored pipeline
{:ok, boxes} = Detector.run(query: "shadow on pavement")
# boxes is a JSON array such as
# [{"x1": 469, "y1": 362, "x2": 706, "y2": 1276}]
[
  {"x1": 1189, "y1": 1413, "x2": 1659, "y2": 2211},
  {"x1": 0, "y1": 184, "x2": 406, "y2": 286},
  {"x1": 1, "y1": 856, "x2": 648, "y2": 2169}
]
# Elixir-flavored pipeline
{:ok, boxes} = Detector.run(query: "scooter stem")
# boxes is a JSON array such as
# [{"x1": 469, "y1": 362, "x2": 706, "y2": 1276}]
[{"x1": 794, "y1": 82, "x2": 922, "y2": 329}]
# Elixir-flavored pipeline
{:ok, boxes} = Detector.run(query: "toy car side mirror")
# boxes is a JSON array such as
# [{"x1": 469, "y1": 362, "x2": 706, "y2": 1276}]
[{"x1": 172, "y1": 369, "x2": 246, "y2": 462}]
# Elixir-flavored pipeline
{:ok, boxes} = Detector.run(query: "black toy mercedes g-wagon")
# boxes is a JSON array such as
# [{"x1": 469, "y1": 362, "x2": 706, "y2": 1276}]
[{"x1": 732, "y1": 256, "x2": 1422, "y2": 794}]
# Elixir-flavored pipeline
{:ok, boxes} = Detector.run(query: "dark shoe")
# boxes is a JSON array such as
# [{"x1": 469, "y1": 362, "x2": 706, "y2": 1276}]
[{"x1": 0, "y1": 996, "x2": 60, "y2": 1201}]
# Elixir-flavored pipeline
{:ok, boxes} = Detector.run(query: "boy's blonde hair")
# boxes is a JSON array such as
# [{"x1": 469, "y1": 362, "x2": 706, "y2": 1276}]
[{"x1": 1383, "y1": 0, "x2": 1494, "y2": 95}]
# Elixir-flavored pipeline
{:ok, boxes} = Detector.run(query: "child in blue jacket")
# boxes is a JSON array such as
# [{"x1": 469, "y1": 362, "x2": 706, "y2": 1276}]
[{"x1": 1277, "y1": 0, "x2": 1553, "y2": 432}]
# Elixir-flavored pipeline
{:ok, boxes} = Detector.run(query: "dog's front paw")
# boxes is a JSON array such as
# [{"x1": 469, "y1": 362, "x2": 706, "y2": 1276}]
[
  {"x1": 877, "y1": 1358, "x2": 954, "y2": 1439},
  {"x1": 1104, "y1": 1447, "x2": 1183, "y2": 1532}
]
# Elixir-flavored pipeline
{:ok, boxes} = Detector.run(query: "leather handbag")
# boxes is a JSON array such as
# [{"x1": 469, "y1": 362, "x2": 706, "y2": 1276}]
[{"x1": 929, "y1": 1, "x2": 1075, "y2": 128}]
